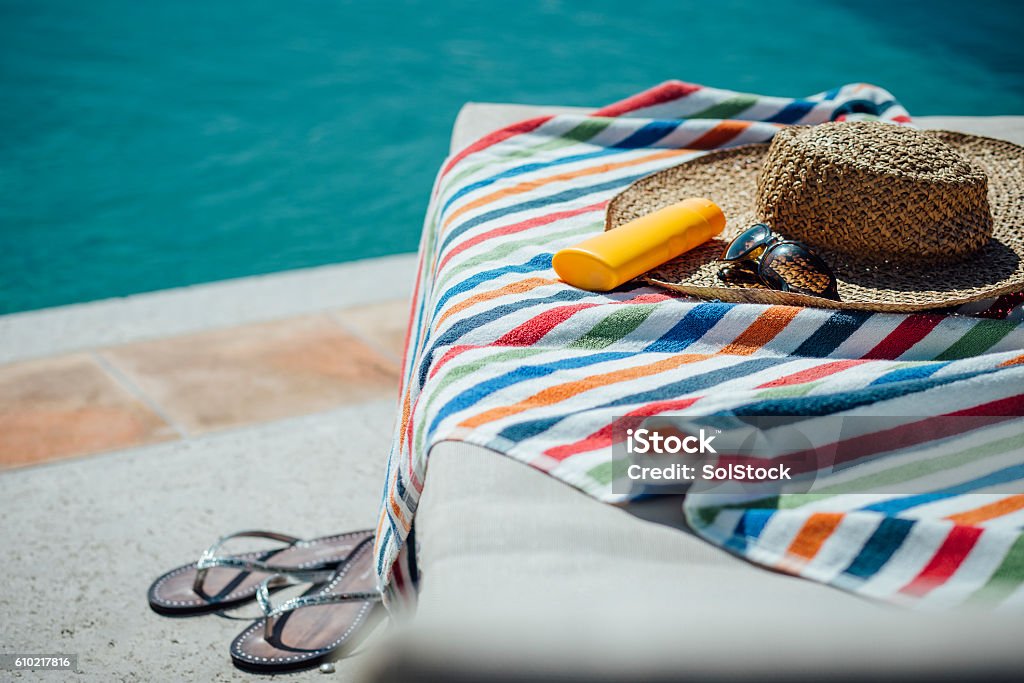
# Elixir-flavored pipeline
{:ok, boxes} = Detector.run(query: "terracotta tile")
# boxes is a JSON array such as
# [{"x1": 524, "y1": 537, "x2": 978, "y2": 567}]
[
  {"x1": 103, "y1": 315, "x2": 400, "y2": 434},
  {"x1": 0, "y1": 354, "x2": 175, "y2": 468},
  {"x1": 333, "y1": 299, "x2": 410, "y2": 360}
]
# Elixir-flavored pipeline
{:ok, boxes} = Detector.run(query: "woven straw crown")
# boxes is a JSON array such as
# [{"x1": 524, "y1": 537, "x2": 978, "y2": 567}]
[{"x1": 755, "y1": 122, "x2": 993, "y2": 264}]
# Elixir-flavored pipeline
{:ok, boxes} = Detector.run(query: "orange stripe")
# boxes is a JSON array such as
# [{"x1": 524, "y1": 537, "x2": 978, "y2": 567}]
[
  {"x1": 999, "y1": 353, "x2": 1024, "y2": 367},
  {"x1": 389, "y1": 497, "x2": 408, "y2": 528},
  {"x1": 442, "y1": 148, "x2": 694, "y2": 229},
  {"x1": 719, "y1": 306, "x2": 801, "y2": 356},
  {"x1": 785, "y1": 512, "x2": 845, "y2": 561},
  {"x1": 458, "y1": 353, "x2": 709, "y2": 429},
  {"x1": 398, "y1": 389, "x2": 412, "y2": 451},
  {"x1": 437, "y1": 277, "x2": 555, "y2": 327},
  {"x1": 947, "y1": 495, "x2": 1024, "y2": 526},
  {"x1": 688, "y1": 120, "x2": 753, "y2": 149}
]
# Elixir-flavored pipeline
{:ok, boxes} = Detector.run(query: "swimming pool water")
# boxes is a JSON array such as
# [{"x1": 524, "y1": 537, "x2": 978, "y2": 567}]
[{"x1": 1, "y1": 0, "x2": 1022, "y2": 313}]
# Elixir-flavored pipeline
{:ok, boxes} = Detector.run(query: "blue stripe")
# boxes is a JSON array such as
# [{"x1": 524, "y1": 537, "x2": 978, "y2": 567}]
[
  {"x1": 870, "y1": 362, "x2": 948, "y2": 386},
  {"x1": 610, "y1": 120, "x2": 683, "y2": 148},
  {"x1": 822, "y1": 86, "x2": 842, "y2": 101},
  {"x1": 428, "y1": 351, "x2": 633, "y2": 436},
  {"x1": 644, "y1": 302, "x2": 735, "y2": 353},
  {"x1": 842, "y1": 517, "x2": 915, "y2": 580},
  {"x1": 793, "y1": 311, "x2": 873, "y2": 358},
  {"x1": 438, "y1": 119, "x2": 685, "y2": 215},
  {"x1": 438, "y1": 172, "x2": 649, "y2": 254},
  {"x1": 418, "y1": 253, "x2": 554, "y2": 386},
  {"x1": 739, "y1": 508, "x2": 773, "y2": 540},
  {"x1": 376, "y1": 525, "x2": 392, "y2": 575},
  {"x1": 432, "y1": 253, "x2": 552, "y2": 317},
  {"x1": 395, "y1": 471, "x2": 408, "y2": 502},
  {"x1": 419, "y1": 288, "x2": 597, "y2": 388},
  {"x1": 767, "y1": 99, "x2": 817, "y2": 124},
  {"x1": 725, "y1": 508, "x2": 775, "y2": 553},
  {"x1": 830, "y1": 98, "x2": 897, "y2": 120},
  {"x1": 729, "y1": 366, "x2": 1003, "y2": 417},
  {"x1": 862, "y1": 462, "x2": 1024, "y2": 515},
  {"x1": 440, "y1": 147, "x2": 625, "y2": 216},
  {"x1": 497, "y1": 356, "x2": 782, "y2": 443}
]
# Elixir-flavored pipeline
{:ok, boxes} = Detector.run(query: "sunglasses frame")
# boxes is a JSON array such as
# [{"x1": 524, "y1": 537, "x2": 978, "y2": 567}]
[{"x1": 718, "y1": 224, "x2": 839, "y2": 300}]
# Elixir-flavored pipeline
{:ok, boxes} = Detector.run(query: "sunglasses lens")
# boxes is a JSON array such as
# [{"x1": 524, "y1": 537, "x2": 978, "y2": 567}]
[
  {"x1": 760, "y1": 243, "x2": 838, "y2": 299},
  {"x1": 717, "y1": 263, "x2": 763, "y2": 286},
  {"x1": 722, "y1": 223, "x2": 772, "y2": 261}
]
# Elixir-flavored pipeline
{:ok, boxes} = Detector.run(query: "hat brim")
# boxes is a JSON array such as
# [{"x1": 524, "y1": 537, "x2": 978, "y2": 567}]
[{"x1": 605, "y1": 130, "x2": 1024, "y2": 312}]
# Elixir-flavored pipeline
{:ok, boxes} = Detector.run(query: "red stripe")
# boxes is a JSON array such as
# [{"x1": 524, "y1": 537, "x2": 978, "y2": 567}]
[
  {"x1": 757, "y1": 359, "x2": 868, "y2": 388},
  {"x1": 863, "y1": 314, "x2": 945, "y2": 360},
  {"x1": 437, "y1": 201, "x2": 607, "y2": 271},
  {"x1": 405, "y1": 398, "x2": 429, "y2": 493},
  {"x1": 949, "y1": 394, "x2": 1024, "y2": 417},
  {"x1": 495, "y1": 304, "x2": 599, "y2": 347},
  {"x1": 392, "y1": 556, "x2": 404, "y2": 588},
  {"x1": 594, "y1": 81, "x2": 702, "y2": 117},
  {"x1": 716, "y1": 395, "x2": 1023, "y2": 477},
  {"x1": 493, "y1": 290, "x2": 670, "y2": 348},
  {"x1": 898, "y1": 525, "x2": 983, "y2": 598},
  {"x1": 891, "y1": 115, "x2": 912, "y2": 123},
  {"x1": 403, "y1": 392, "x2": 425, "y2": 491},
  {"x1": 441, "y1": 116, "x2": 552, "y2": 178},
  {"x1": 543, "y1": 397, "x2": 701, "y2": 462},
  {"x1": 428, "y1": 344, "x2": 478, "y2": 380},
  {"x1": 401, "y1": 252, "x2": 427, "y2": 365},
  {"x1": 622, "y1": 293, "x2": 674, "y2": 304}
]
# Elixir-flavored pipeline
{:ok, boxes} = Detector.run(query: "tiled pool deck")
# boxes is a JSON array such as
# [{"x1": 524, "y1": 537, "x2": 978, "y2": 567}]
[{"x1": 0, "y1": 255, "x2": 414, "y2": 469}]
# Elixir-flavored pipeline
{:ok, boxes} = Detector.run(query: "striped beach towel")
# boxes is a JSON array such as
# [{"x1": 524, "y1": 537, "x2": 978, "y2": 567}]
[{"x1": 374, "y1": 81, "x2": 1024, "y2": 610}]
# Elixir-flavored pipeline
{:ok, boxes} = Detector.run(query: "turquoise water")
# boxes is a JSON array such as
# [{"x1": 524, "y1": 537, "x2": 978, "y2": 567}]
[{"x1": 1, "y1": 0, "x2": 1022, "y2": 313}]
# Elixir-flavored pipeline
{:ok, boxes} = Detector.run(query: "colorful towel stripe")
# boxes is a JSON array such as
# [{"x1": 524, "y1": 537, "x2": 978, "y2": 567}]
[{"x1": 374, "y1": 80, "x2": 1024, "y2": 611}]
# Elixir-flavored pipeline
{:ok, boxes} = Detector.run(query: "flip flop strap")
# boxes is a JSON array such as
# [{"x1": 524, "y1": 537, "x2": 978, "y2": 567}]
[
  {"x1": 193, "y1": 530, "x2": 328, "y2": 593},
  {"x1": 256, "y1": 547, "x2": 381, "y2": 641},
  {"x1": 257, "y1": 579, "x2": 381, "y2": 640}
]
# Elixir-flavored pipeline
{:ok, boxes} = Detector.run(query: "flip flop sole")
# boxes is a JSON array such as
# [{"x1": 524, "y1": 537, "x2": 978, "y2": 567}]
[
  {"x1": 148, "y1": 529, "x2": 374, "y2": 616},
  {"x1": 230, "y1": 540, "x2": 382, "y2": 673}
]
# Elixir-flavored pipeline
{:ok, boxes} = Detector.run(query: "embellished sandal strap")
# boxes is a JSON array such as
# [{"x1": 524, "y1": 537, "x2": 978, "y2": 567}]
[
  {"x1": 192, "y1": 530, "x2": 313, "y2": 594},
  {"x1": 256, "y1": 573, "x2": 381, "y2": 640}
]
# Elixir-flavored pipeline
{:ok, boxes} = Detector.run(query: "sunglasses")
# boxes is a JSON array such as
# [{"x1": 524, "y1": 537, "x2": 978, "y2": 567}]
[{"x1": 718, "y1": 223, "x2": 839, "y2": 300}]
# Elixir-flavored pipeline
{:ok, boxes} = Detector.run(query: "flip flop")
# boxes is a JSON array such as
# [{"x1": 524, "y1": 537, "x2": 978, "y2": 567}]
[
  {"x1": 230, "y1": 535, "x2": 383, "y2": 673},
  {"x1": 148, "y1": 529, "x2": 374, "y2": 616}
]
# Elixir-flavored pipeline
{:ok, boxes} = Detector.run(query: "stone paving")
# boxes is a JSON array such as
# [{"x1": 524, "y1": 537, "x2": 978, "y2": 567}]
[{"x1": 0, "y1": 261, "x2": 412, "y2": 470}]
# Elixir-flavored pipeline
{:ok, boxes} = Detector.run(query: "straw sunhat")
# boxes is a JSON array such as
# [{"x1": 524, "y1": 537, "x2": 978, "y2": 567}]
[{"x1": 606, "y1": 122, "x2": 1024, "y2": 311}]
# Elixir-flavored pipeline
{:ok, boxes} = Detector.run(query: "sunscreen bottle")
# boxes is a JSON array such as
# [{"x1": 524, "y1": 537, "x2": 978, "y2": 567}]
[{"x1": 552, "y1": 198, "x2": 726, "y2": 291}]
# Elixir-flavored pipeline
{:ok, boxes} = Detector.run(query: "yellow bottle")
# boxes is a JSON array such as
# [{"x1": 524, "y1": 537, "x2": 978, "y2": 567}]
[{"x1": 552, "y1": 198, "x2": 726, "y2": 291}]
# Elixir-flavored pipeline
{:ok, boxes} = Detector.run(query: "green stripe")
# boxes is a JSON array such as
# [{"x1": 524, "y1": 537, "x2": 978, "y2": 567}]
[
  {"x1": 570, "y1": 305, "x2": 657, "y2": 350},
  {"x1": 934, "y1": 320, "x2": 1016, "y2": 360},
  {"x1": 692, "y1": 504, "x2": 723, "y2": 527},
  {"x1": 443, "y1": 118, "x2": 615, "y2": 193},
  {"x1": 786, "y1": 429, "x2": 1024, "y2": 504},
  {"x1": 413, "y1": 347, "x2": 548, "y2": 454},
  {"x1": 972, "y1": 534, "x2": 1024, "y2": 604},
  {"x1": 756, "y1": 382, "x2": 820, "y2": 399},
  {"x1": 588, "y1": 457, "x2": 629, "y2": 486},
  {"x1": 561, "y1": 117, "x2": 617, "y2": 143},
  {"x1": 689, "y1": 94, "x2": 759, "y2": 120},
  {"x1": 436, "y1": 222, "x2": 595, "y2": 290}
]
